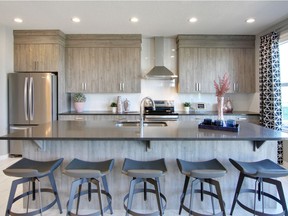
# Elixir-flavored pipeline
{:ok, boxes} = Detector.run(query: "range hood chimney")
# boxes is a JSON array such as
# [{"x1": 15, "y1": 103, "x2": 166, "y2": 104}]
[{"x1": 144, "y1": 37, "x2": 178, "y2": 80}]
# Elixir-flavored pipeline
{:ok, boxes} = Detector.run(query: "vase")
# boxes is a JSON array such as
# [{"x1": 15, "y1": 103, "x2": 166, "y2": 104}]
[
  {"x1": 74, "y1": 102, "x2": 84, "y2": 113},
  {"x1": 111, "y1": 107, "x2": 117, "y2": 113},
  {"x1": 184, "y1": 107, "x2": 190, "y2": 112},
  {"x1": 217, "y1": 96, "x2": 224, "y2": 121}
]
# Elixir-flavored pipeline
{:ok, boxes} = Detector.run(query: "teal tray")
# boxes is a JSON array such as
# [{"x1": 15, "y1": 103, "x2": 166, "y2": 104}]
[{"x1": 198, "y1": 123, "x2": 240, "y2": 132}]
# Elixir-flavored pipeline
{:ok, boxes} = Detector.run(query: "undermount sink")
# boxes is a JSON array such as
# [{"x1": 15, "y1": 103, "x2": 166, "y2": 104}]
[{"x1": 115, "y1": 121, "x2": 167, "y2": 127}]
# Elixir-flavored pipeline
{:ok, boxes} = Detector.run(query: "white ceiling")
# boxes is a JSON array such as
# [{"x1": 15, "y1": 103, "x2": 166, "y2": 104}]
[{"x1": 0, "y1": 1, "x2": 288, "y2": 37}]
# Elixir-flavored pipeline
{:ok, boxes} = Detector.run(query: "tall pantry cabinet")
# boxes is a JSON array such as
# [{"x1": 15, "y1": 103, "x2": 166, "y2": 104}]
[{"x1": 13, "y1": 30, "x2": 68, "y2": 113}]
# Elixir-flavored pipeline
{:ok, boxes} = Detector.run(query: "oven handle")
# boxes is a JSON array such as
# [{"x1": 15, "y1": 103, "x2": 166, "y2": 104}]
[{"x1": 144, "y1": 115, "x2": 179, "y2": 121}]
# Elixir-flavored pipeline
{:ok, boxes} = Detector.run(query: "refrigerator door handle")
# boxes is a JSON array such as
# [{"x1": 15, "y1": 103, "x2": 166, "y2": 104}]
[
  {"x1": 29, "y1": 77, "x2": 34, "y2": 121},
  {"x1": 24, "y1": 77, "x2": 29, "y2": 121}
]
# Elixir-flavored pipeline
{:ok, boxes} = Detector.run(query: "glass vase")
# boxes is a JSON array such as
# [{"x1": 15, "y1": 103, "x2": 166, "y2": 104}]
[{"x1": 217, "y1": 96, "x2": 224, "y2": 121}]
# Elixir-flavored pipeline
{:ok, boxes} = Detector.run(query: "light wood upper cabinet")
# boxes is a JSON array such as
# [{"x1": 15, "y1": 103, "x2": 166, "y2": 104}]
[
  {"x1": 177, "y1": 35, "x2": 255, "y2": 93},
  {"x1": 14, "y1": 30, "x2": 65, "y2": 72},
  {"x1": 65, "y1": 34, "x2": 141, "y2": 93},
  {"x1": 13, "y1": 30, "x2": 68, "y2": 113}
]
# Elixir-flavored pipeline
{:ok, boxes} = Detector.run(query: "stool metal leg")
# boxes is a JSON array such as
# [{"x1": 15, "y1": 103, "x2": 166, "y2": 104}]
[
  {"x1": 209, "y1": 178, "x2": 226, "y2": 216},
  {"x1": 189, "y1": 179, "x2": 198, "y2": 216},
  {"x1": 146, "y1": 178, "x2": 163, "y2": 216},
  {"x1": 179, "y1": 176, "x2": 190, "y2": 215},
  {"x1": 27, "y1": 180, "x2": 31, "y2": 213},
  {"x1": 264, "y1": 178, "x2": 288, "y2": 216},
  {"x1": 48, "y1": 172, "x2": 63, "y2": 213},
  {"x1": 230, "y1": 172, "x2": 245, "y2": 215},
  {"x1": 67, "y1": 178, "x2": 82, "y2": 216},
  {"x1": 6, "y1": 178, "x2": 24, "y2": 216},
  {"x1": 91, "y1": 178, "x2": 104, "y2": 216},
  {"x1": 209, "y1": 180, "x2": 215, "y2": 215},
  {"x1": 126, "y1": 178, "x2": 141, "y2": 216},
  {"x1": 76, "y1": 180, "x2": 83, "y2": 215},
  {"x1": 156, "y1": 177, "x2": 164, "y2": 213},
  {"x1": 37, "y1": 178, "x2": 43, "y2": 216},
  {"x1": 102, "y1": 175, "x2": 113, "y2": 214}
]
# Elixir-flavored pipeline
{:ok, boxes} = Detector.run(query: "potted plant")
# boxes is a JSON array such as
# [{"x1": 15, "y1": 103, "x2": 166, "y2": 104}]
[
  {"x1": 110, "y1": 102, "x2": 117, "y2": 113},
  {"x1": 183, "y1": 102, "x2": 191, "y2": 112},
  {"x1": 73, "y1": 93, "x2": 86, "y2": 113}
]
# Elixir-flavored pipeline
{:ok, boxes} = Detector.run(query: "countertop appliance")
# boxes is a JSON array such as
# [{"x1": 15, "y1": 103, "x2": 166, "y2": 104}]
[
  {"x1": 8, "y1": 72, "x2": 57, "y2": 156},
  {"x1": 144, "y1": 100, "x2": 178, "y2": 121}
]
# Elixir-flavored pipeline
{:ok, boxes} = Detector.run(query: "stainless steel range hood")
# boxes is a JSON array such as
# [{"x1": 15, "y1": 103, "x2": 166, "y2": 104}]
[{"x1": 144, "y1": 37, "x2": 178, "y2": 80}]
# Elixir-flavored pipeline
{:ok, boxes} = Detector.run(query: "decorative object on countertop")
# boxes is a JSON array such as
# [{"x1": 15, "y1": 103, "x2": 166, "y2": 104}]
[
  {"x1": 117, "y1": 96, "x2": 123, "y2": 113},
  {"x1": 73, "y1": 93, "x2": 86, "y2": 113},
  {"x1": 223, "y1": 97, "x2": 233, "y2": 113},
  {"x1": 183, "y1": 102, "x2": 191, "y2": 112},
  {"x1": 110, "y1": 102, "x2": 117, "y2": 113},
  {"x1": 123, "y1": 98, "x2": 131, "y2": 112},
  {"x1": 214, "y1": 73, "x2": 230, "y2": 121},
  {"x1": 199, "y1": 119, "x2": 239, "y2": 132}
]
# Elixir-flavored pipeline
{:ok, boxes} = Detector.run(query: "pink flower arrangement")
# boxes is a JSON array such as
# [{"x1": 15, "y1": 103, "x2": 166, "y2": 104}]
[{"x1": 214, "y1": 73, "x2": 230, "y2": 97}]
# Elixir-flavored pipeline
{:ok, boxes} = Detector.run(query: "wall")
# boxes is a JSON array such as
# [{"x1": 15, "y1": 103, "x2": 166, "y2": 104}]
[
  {"x1": 71, "y1": 37, "x2": 259, "y2": 113},
  {"x1": 0, "y1": 25, "x2": 13, "y2": 157}
]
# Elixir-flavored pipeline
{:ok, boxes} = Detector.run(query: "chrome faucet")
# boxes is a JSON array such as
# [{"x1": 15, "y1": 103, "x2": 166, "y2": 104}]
[{"x1": 140, "y1": 97, "x2": 155, "y2": 127}]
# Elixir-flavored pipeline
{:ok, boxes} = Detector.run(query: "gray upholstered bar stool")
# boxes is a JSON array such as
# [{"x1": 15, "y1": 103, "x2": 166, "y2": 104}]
[
  {"x1": 176, "y1": 158, "x2": 227, "y2": 216},
  {"x1": 229, "y1": 158, "x2": 288, "y2": 216},
  {"x1": 63, "y1": 158, "x2": 114, "y2": 216},
  {"x1": 3, "y1": 157, "x2": 63, "y2": 216},
  {"x1": 122, "y1": 158, "x2": 167, "y2": 216}
]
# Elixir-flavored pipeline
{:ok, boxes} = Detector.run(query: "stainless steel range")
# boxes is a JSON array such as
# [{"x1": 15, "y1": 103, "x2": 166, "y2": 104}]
[{"x1": 144, "y1": 100, "x2": 179, "y2": 121}]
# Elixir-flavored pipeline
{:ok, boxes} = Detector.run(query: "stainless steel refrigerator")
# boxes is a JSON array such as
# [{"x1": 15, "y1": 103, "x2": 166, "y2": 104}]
[{"x1": 8, "y1": 72, "x2": 57, "y2": 155}]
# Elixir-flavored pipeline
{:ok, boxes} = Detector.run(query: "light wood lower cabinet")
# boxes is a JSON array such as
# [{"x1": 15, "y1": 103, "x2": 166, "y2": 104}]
[
  {"x1": 58, "y1": 114, "x2": 139, "y2": 121},
  {"x1": 179, "y1": 114, "x2": 259, "y2": 124}
]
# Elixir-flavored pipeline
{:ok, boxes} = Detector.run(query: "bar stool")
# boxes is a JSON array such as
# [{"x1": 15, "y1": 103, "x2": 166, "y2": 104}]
[
  {"x1": 3, "y1": 157, "x2": 63, "y2": 216},
  {"x1": 122, "y1": 158, "x2": 167, "y2": 216},
  {"x1": 176, "y1": 158, "x2": 227, "y2": 216},
  {"x1": 229, "y1": 158, "x2": 288, "y2": 216},
  {"x1": 63, "y1": 158, "x2": 114, "y2": 216}
]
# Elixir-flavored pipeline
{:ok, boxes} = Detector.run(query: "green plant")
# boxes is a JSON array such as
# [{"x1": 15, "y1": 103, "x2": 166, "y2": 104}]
[
  {"x1": 183, "y1": 102, "x2": 191, "y2": 107},
  {"x1": 73, "y1": 93, "x2": 86, "y2": 103},
  {"x1": 110, "y1": 102, "x2": 117, "y2": 107}
]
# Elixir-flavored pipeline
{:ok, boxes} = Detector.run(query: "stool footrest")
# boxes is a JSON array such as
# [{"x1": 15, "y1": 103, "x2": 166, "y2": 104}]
[
  {"x1": 8, "y1": 188, "x2": 59, "y2": 216},
  {"x1": 180, "y1": 189, "x2": 225, "y2": 216},
  {"x1": 67, "y1": 189, "x2": 112, "y2": 216},
  {"x1": 237, "y1": 189, "x2": 286, "y2": 216},
  {"x1": 123, "y1": 188, "x2": 167, "y2": 216}
]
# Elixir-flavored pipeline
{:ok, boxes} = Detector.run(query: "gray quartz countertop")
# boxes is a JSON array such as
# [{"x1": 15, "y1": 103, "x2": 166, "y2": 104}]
[{"x1": 1, "y1": 120, "x2": 286, "y2": 141}]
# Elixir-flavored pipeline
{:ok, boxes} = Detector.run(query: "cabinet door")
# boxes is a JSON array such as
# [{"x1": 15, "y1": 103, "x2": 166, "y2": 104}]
[
  {"x1": 178, "y1": 48, "x2": 219, "y2": 93},
  {"x1": 14, "y1": 44, "x2": 59, "y2": 72},
  {"x1": 66, "y1": 47, "x2": 141, "y2": 93}
]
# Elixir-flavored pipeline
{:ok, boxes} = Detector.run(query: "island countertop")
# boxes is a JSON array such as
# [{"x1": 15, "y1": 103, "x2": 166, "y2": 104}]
[{"x1": 1, "y1": 120, "x2": 287, "y2": 141}]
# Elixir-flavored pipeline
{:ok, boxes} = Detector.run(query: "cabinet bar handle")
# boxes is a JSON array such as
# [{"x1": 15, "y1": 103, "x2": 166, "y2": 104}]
[
  {"x1": 122, "y1": 83, "x2": 125, "y2": 91},
  {"x1": 198, "y1": 83, "x2": 201, "y2": 92}
]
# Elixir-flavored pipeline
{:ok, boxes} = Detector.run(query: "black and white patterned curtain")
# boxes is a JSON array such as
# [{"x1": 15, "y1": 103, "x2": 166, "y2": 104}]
[{"x1": 259, "y1": 31, "x2": 283, "y2": 164}]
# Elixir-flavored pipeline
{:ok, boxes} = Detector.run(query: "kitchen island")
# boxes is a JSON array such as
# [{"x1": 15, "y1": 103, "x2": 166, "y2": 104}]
[{"x1": 1, "y1": 120, "x2": 288, "y2": 212}]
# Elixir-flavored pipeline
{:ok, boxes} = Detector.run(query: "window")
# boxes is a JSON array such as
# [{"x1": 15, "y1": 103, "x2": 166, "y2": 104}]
[{"x1": 279, "y1": 39, "x2": 288, "y2": 130}]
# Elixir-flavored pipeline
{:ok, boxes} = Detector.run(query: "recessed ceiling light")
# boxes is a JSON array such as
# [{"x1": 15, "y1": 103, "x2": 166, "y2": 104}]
[
  {"x1": 188, "y1": 17, "x2": 198, "y2": 23},
  {"x1": 130, "y1": 17, "x2": 139, "y2": 23},
  {"x1": 14, "y1": 18, "x2": 23, "y2": 23},
  {"x1": 72, "y1": 17, "x2": 80, "y2": 23},
  {"x1": 246, "y1": 18, "x2": 255, "y2": 23}
]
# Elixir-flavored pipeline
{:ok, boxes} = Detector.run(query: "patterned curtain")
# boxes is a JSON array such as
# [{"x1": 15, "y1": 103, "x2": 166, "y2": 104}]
[{"x1": 259, "y1": 31, "x2": 283, "y2": 164}]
